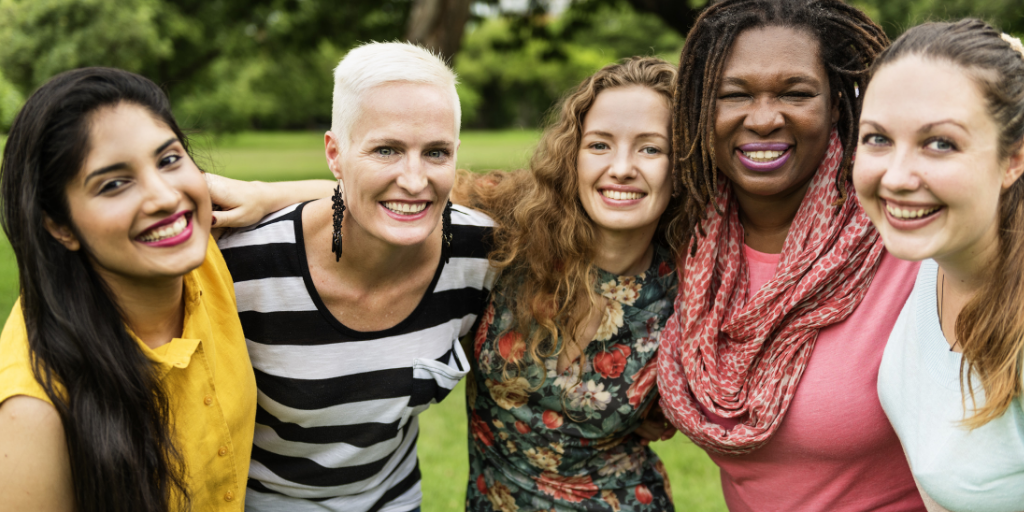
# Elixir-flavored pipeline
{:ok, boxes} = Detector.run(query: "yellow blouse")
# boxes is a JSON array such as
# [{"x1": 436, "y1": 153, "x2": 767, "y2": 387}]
[{"x1": 0, "y1": 239, "x2": 257, "y2": 510}]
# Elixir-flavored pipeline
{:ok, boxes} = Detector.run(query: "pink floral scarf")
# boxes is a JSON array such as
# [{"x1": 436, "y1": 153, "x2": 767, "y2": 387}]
[{"x1": 657, "y1": 130, "x2": 885, "y2": 455}]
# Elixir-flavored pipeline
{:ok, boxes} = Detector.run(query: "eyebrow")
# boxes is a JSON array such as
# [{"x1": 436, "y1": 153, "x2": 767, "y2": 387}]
[
  {"x1": 860, "y1": 119, "x2": 969, "y2": 134},
  {"x1": 721, "y1": 75, "x2": 821, "y2": 87},
  {"x1": 582, "y1": 130, "x2": 668, "y2": 140},
  {"x1": 366, "y1": 138, "x2": 455, "y2": 149},
  {"x1": 83, "y1": 138, "x2": 178, "y2": 185}
]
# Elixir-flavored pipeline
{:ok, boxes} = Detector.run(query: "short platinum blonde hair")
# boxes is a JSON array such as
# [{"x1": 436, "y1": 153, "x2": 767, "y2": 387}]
[{"x1": 331, "y1": 42, "x2": 461, "y2": 147}]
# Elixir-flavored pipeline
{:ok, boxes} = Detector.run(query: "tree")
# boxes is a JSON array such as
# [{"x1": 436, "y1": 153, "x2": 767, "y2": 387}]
[{"x1": 406, "y1": 0, "x2": 474, "y2": 62}]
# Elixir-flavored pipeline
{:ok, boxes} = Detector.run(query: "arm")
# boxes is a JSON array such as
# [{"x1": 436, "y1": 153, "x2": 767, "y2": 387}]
[
  {"x1": 0, "y1": 396, "x2": 74, "y2": 512},
  {"x1": 205, "y1": 173, "x2": 337, "y2": 229}
]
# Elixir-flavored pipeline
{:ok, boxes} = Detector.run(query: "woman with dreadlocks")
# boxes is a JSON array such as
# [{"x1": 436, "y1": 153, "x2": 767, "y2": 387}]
[{"x1": 656, "y1": 0, "x2": 926, "y2": 510}]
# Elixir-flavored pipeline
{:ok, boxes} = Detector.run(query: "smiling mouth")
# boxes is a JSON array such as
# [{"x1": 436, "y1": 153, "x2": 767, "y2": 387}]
[
  {"x1": 740, "y1": 150, "x2": 786, "y2": 163},
  {"x1": 885, "y1": 202, "x2": 941, "y2": 219},
  {"x1": 137, "y1": 213, "x2": 190, "y2": 242},
  {"x1": 601, "y1": 190, "x2": 646, "y2": 200},
  {"x1": 382, "y1": 201, "x2": 429, "y2": 215}
]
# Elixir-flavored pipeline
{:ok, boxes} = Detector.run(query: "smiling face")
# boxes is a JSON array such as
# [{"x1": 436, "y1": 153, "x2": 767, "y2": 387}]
[
  {"x1": 53, "y1": 102, "x2": 211, "y2": 286},
  {"x1": 854, "y1": 56, "x2": 1024, "y2": 264},
  {"x1": 577, "y1": 86, "x2": 672, "y2": 240},
  {"x1": 326, "y1": 82, "x2": 458, "y2": 248},
  {"x1": 714, "y1": 25, "x2": 838, "y2": 200}
]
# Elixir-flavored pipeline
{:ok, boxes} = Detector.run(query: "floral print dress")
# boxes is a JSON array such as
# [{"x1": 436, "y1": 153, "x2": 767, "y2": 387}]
[{"x1": 466, "y1": 244, "x2": 677, "y2": 512}]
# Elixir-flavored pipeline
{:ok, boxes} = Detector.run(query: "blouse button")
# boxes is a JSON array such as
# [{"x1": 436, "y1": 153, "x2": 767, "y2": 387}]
[
  {"x1": 203, "y1": 395, "x2": 213, "y2": 406},
  {"x1": 224, "y1": 490, "x2": 234, "y2": 502},
  {"x1": 218, "y1": 446, "x2": 228, "y2": 457}
]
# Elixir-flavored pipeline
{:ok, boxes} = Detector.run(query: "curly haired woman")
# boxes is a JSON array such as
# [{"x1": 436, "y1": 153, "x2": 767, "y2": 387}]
[{"x1": 459, "y1": 57, "x2": 685, "y2": 511}]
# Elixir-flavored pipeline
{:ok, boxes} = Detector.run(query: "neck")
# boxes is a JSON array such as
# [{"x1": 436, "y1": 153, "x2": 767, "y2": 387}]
[
  {"x1": 935, "y1": 224, "x2": 1001, "y2": 351},
  {"x1": 97, "y1": 270, "x2": 185, "y2": 350},
  {"x1": 734, "y1": 178, "x2": 812, "y2": 254},
  {"x1": 594, "y1": 224, "x2": 657, "y2": 276}
]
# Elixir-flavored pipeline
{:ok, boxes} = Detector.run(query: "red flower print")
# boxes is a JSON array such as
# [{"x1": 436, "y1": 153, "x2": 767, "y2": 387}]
[
  {"x1": 535, "y1": 472, "x2": 599, "y2": 503},
  {"x1": 476, "y1": 474, "x2": 488, "y2": 493},
  {"x1": 497, "y1": 331, "x2": 526, "y2": 363},
  {"x1": 635, "y1": 484, "x2": 653, "y2": 504},
  {"x1": 542, "y1": 410, "x2": 563, "y2": 429},
  {"x1": 594, "y1": 344, "x2": 631, "y2": 379},
  {"x1": 658, "y1": 261, "x2": 673, "y2": 277},
  {"x1": 514, "y1": 420, "x2": 531, "y2": 434},
  {"x1": 626, "y1": 361, "x2": 657, "y2": 408},
  {"x1": 470, "y1": 412, "x2": 495, "y2": 447},
  {"x1": 474, "y1": 303, "x2": 495, "y2": 359}
]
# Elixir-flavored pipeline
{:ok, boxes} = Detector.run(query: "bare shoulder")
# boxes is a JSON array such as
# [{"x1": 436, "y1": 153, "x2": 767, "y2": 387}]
[{"x1": 0, "y1": 396, "x2": 74, "y2": 511}]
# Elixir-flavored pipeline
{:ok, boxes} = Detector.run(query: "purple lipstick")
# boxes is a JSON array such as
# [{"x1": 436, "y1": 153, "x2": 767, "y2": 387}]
[{"x1": 736, "y1": 142, "x2": 791, "y2": 172}]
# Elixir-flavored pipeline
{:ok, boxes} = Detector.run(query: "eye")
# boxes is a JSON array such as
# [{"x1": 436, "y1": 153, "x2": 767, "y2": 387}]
[
  {"x1": 926, "y1": 138, "x2": 957, "y2": 152},
  {"x1": 641, "y1": 146, "x2": 661, "y2": 155},
  {"x1": 782, "y1": 91, "x2": 816, "y2": 99},
  {"x1": 589, "y1": 142, "x2": 610, "y2": 151},
  {"x1": 861, "y1": 133, "x2": 890, "y2": 146},
  {"x1": 376, "y1": 147, "x2": 396, "y2": 157},
  {"x1": 98, "y1": 179, "x2": 130, "y2": 194},
  {"x1": 159, "y1": 154, "x2": 182, "y2": 168},
  {"x1": 426, "y1": 149, "x2": 450, "y2": 159},
  {"x1": 718, "y1": 92, "x2": 749, "y2": 100}
]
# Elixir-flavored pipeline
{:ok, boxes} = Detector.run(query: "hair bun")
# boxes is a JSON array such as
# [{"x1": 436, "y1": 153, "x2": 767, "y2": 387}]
[{"x1": 1001, "y1": 33, "x2": 1024, "y2": 58}]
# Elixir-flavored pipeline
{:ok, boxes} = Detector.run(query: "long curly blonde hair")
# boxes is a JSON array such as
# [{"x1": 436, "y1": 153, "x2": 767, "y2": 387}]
[{"x1": 459, "y1": 56, "x2": 684, "y2": 373}]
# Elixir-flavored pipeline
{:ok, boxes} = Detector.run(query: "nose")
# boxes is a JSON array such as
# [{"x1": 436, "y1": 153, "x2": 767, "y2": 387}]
[
  {"x1": 141, "y1": 171, "x2": 183, "y2": 215},
  {"x1": 395, "y1": 153, "x2": 429, "y2": 195},
  {"x1": 607, "y1": 147, "x2": 638, "y2": 181},
  {"x1": 878, "y1": 146, "x2": 923, "y2": 192},
  {"x1": 743, "y1": 97, "x2": 785, "y2": 136}
]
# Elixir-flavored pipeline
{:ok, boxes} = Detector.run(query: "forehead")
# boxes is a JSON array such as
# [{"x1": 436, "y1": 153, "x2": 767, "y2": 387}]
[
  {"x1": 583, "y1": 86, "x2": 670, "y2": 134},
  {"x1": 82, "y1": 104, "x2": 174, "y2": 167},
  {"x1": 351, "y1": 82, "x2": 457, "y2": 145},
  {"x1": 721, "y1": 25, "x2": 826, "y2": 86},
  {"x1": 864, "y1": 56, "x2": 990, "y2": 130}
]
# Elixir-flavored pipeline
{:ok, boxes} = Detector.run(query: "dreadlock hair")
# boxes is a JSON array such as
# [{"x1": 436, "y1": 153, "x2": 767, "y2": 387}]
[
  {"x1": 674, "y1": 0, "x2": 889, "y2": 245},
  {"x1": 869, "y1": 19, "x2": 1024, "y2": 429},
  {"x1": 457, "y1": 57, "x2": 682, "y2": 383}
]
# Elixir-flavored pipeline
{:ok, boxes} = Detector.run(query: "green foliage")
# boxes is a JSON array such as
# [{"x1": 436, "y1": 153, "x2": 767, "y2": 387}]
[
  {"x1": 456, "y1": 0, "x2": 684, "y2": 128},
  {"x1": 851, "y1": 0, "x2": 1024, "y2": 39},
  {"x1": 0, "y1": 68, "x2": 23, "y2": 132}
]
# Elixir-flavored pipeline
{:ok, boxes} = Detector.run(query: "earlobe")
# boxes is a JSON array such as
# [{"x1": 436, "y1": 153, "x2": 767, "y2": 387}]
[
  {"x1": 43, "y1": 216, "x2": 81, "y2": 251},
  {"x1": 1002, "y1": 139, "x2": 1024, "y2": 189}
]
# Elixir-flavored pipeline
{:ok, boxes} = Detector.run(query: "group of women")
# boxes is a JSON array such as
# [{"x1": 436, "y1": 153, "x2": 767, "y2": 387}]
[{"x1": 0, "y1": 0, "x2": 1022, "y2": 511}]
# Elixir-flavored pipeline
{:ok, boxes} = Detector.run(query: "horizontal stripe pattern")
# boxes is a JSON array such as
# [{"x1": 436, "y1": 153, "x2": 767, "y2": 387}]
[{"x1": 219, "y1": 202, "x2": 493, "y2": 512}]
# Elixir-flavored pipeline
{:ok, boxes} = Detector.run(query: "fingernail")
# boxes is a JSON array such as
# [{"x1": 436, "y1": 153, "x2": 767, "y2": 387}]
[{"x1": 211, "y1": 215, "x2": 217, "y2": 226}]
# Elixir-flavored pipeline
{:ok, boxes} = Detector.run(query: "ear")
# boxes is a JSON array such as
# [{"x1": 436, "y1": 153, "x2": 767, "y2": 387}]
[
  {"x1": 324, "y1": 131, "x2": 344, "y2": 181},
  {"x1": 43, "y1": 216, "x2": 81, "y2": 251},
  {"x1": 1002, "y1": 138, "x2": 1024, "y2": 190}
]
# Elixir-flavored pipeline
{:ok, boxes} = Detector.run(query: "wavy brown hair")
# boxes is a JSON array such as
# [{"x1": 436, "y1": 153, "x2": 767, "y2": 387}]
[
  {"x1": 673, "y1": 0, "x2": 889, "y2": 246},
  {"x1": 459, "y1": 57, "x2": 683, "y2": 373},
  {"x1": 871, "y1": 19, "x2": 1024, "y2": 428}
]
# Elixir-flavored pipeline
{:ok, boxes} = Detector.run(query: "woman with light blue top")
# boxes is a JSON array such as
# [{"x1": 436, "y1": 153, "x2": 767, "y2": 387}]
[{"x1": 853, "y1": 19, "x2": 1024, "y2": 512}]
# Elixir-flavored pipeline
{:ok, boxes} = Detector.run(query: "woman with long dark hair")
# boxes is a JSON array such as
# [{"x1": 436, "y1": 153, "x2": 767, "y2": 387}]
[
  {"x1": 0, "y1": 67, "x2": 257, "y2": 511},
  {"x1": 855, "y1": 19, "x2": 1024, "y2": 511},
  {"x1": 656, "y1": 0, "x2": 927, "y2": 510}
]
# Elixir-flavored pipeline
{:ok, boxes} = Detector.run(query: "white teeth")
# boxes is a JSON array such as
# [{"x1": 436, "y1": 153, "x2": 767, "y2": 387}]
[
  {"x1": 601, "y1": 190, "x2": 645, "y2": 201},
  {"x1": 741, "y1": 150, "x2": 785, "y2": 162},
  {"x1": 139, "y1": 215, "x2": 188, "y2": 242},
  {"x1": 382, "y1": 201, "x2": 428, "y2": 214},
  {"x1": 885, "y1": 203, "x2": 940, "y2": 219}
]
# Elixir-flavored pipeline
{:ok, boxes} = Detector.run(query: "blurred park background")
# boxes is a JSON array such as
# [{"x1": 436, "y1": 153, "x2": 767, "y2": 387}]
[{"x1": 0, "y1": 0, "x2": 1022, "y2": 510}]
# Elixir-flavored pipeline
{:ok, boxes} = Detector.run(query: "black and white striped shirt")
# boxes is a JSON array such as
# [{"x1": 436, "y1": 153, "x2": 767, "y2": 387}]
[{"x1": 218, "y1": 202, "x2": 494, "y2": 512}]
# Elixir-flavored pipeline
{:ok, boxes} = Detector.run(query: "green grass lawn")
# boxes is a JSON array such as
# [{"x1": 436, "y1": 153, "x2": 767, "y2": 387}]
[{"x1": 0, "y1": 130, "x2": 726, "y2": 511}]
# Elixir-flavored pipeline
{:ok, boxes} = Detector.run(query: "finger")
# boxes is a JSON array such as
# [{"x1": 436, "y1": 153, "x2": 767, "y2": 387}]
[{"x1": 211, "y1": 208, "x2": 255, "y2": 229}]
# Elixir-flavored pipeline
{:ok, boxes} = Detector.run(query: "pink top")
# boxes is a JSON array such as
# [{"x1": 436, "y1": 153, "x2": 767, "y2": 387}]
[{"x1": 704, "y1": 246, "x2": 925, "y2": 512}]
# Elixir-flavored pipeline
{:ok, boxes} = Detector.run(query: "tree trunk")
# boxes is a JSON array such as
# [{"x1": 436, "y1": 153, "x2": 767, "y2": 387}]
[
  {"x1": 624, "y1": 0, "x2": 704, "y2": 37},
  {"x1": 405, "y1": 0, "x2": 473, "y2": 63}
]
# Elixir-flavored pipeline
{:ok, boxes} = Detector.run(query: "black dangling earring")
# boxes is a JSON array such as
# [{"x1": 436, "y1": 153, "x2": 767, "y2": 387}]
[
  {"x1": 331, "y1": 182, "x2": 345, "y2": 261},
  {"x1": 441, "y1": 200, "x2": 453, "y2": 264}
]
